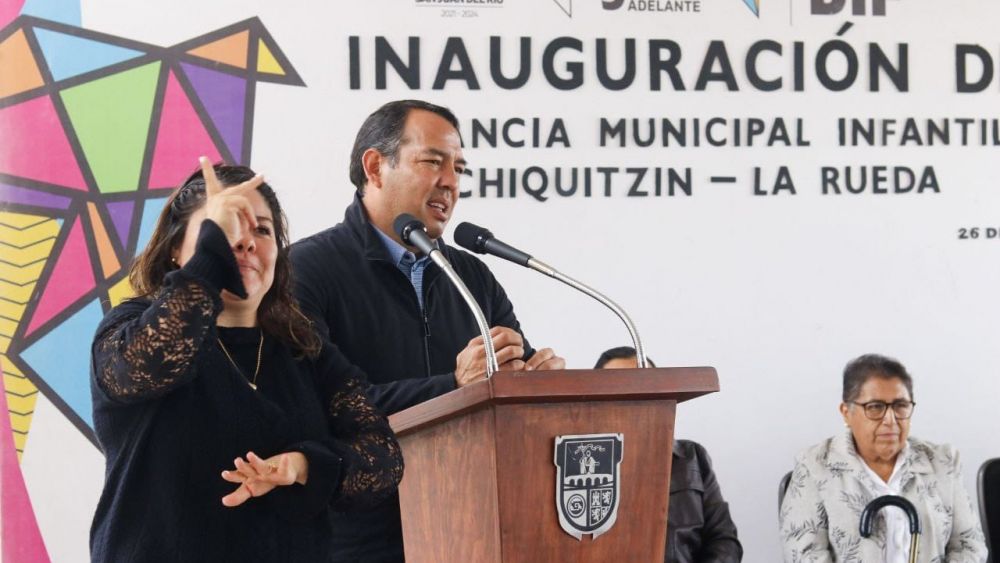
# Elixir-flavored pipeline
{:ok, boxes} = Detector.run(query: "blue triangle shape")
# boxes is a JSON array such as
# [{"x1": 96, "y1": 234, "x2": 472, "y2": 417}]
[
  {"x1": 20, "y1": 298, "x2": 105, "y2": 428},
  {"x1": 20, "y1": 0, "x2": 81, "y2": 26},
  {"x1": 137, "y1": 197, "x2": 169, "y2": 253},
  {"x1": 34, "y1": 28, "x2": 145, "y2": 81}
]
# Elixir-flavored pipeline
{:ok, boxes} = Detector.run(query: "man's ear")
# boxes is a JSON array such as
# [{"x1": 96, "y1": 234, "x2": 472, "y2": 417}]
[{"x1": 361, "y1": 149, "x2": 384, "y2": 190}]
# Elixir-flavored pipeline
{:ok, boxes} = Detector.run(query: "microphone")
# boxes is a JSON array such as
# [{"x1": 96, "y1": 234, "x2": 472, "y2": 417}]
[
  {"x1": 393, "y1": 214, "x2": 499, "y2": 377},
  {"x1": 393, "y1": 214, "x2": 437, "y2": 257},
  {"x1": 454, "y1": 222, "x2": 648, "y2": 369},
  {"x1": 453, "y1": 223, "x2": 531, "y2": 267}
]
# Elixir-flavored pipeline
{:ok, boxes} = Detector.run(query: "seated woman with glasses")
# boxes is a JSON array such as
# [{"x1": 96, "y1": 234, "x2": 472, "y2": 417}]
[{"x1": 779, "y1": 353, "x2": 986, "y2": 562}]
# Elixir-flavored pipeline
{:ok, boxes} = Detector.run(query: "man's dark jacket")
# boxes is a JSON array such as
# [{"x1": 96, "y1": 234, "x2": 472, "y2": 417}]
[
  {"x1": 290, "y1": 194, "x2": 533, "y2": 561},
  {"x1": 667, "y1": 440, "x2": 743, "y2": 563}
]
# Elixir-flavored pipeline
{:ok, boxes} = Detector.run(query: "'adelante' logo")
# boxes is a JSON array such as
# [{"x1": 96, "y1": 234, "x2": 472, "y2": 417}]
[{"x1": 602, "y1": 0, "x2": 760, "y2": 17}]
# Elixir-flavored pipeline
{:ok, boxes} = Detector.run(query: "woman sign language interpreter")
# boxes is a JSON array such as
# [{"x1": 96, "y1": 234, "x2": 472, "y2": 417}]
[
  {"x1": 196, "y1": 159, "x2": 311, "y2": 507},
  {"x1": 89, "y1": 158, "x2": 403, "y2": 562}
]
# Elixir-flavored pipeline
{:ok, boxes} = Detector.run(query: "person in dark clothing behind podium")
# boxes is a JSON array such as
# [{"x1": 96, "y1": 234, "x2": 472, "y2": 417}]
[
  {"x1": 89, "y1": 160, "x2": 403, "y2": 562},
  {"x1": 595, "y1": 346, "x2": 743, "y2": 563},
  {"x1": 290, "y1": 99, "x2": 566, "y2": 560}
]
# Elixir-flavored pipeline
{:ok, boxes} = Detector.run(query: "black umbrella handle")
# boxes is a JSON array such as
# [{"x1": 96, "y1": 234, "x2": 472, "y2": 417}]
[
  {"x1": 859, "y1": 494, "x2": 921, "y2": 535},
  {"x1": 860, "y1": 495, "x2": 922, "y2": 563}
]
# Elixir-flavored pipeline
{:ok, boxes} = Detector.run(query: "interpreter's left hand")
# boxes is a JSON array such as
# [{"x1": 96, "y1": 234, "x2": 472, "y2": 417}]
[
  {"x1": 220, "y1": 451, "x2": 309, "y2": 507},
  {"x1": 524, "y1": 348, "x2": 566, "y2": 371}
]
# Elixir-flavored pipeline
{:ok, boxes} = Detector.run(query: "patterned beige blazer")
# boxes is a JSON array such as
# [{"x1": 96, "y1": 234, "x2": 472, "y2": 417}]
[{"x1": 779, "y1": 431, "x2": 986, "y2": 562}]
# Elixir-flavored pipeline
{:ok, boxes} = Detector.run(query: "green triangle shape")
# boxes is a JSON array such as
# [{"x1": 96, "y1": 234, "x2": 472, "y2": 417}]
[{"x1": 60, "y1": 62, "x2": 161, "y2": 193}]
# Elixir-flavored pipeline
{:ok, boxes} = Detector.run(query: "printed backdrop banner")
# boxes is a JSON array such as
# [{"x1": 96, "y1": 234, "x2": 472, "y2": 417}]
[{"x1": 0, "y1": 1, "x2": 997, "y2": 561}]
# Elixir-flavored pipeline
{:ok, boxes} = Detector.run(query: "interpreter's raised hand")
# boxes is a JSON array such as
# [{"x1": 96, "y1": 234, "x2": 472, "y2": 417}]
[
  {"x1": 220, "y1": 451, "x2": 308, "y2": 507},
  {"x1": 454, "y1": 326, "x2": 525, "y2": 387},
  {"x1": 524, "y1": 348, "x2": 566, "y2": 371},
  {"x1": 199, "y1": 156, "x2": 264, "y2": 247}
]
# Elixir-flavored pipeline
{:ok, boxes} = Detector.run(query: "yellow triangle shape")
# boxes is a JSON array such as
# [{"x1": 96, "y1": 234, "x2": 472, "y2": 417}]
[
  {"x1": 187, "y1": 30, "x2": 249, "y2": 69},
  {"x1": 107, "y1": 275, "x2": 135, "y2": 307},
  {"x1": 257, "y1": 39, "x2": 285, "y2": 76}
]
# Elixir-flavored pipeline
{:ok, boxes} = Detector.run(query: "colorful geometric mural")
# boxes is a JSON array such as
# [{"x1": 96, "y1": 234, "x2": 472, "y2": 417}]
[
  {"x1": 0, "y1": 15, "x2": 304, "y2": 451},
  {"x1": 0, "y1": 1, "x2": 27, "y2": 30},
  {"x1": 0, "y1": 360, "x2": 49, "y2": 562}
]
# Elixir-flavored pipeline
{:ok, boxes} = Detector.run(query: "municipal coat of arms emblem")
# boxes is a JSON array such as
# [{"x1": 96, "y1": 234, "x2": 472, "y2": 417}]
[{"x1": 553, "y1": 433, "x2": 624, "y2": 540}]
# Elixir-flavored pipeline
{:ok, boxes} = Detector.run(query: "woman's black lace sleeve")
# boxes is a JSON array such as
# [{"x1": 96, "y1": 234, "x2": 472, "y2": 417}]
[
  {"x1": 314, "y1": 345, "x2": 404, "y2": 510},
  {"x1": 92, "y1": 221, "x2": 243, "y2": 403}
]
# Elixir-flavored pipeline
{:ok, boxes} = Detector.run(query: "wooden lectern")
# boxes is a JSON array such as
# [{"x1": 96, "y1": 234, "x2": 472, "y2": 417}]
[{"x1": 389, "y1": 367, "x2": 719, "y2": 563}]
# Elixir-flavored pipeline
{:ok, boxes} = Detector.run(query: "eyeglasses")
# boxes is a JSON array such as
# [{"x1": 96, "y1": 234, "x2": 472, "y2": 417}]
[{"x1": 851, "y1": 400, "x2": 915, "y2": 420}]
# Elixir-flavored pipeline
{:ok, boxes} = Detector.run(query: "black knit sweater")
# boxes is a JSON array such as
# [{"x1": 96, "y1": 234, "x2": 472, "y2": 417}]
[{"x1": 89, "y1": 221, "x2": 403, "y2": 562}]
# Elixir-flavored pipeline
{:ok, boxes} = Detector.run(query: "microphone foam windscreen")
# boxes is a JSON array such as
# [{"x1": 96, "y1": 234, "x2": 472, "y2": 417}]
[
  {"x1": 392, "y1": 213, "x2": 422, "y2": 242},
  {"x1": 453, "y1": 222, "x2": 490, "y2": 253}
]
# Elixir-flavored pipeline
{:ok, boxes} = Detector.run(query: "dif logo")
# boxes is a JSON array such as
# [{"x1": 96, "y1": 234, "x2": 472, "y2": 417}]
[{"x1": 811, "y1": 0, "x2": 890, "y2": 16}]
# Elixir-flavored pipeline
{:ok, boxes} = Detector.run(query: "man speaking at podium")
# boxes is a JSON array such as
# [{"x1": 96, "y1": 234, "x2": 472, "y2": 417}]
[{"x1": 291, "y1": 99, "x2": 565, "y2": 561}]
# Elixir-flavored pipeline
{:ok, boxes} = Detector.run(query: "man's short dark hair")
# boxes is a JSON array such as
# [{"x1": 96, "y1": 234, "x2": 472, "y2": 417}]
[
  {"x1": 842, "y1": 353, "x2": 914, "y2": 403},
  {"x1": 594, "y1": 346, "x2": 656, "y2": 369},
  {"x1": 348, "y1": 99, "x2": 460, "y2": 194}
]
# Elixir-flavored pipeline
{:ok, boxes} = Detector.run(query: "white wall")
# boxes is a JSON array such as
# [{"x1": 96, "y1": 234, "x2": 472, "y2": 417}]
[{"x1": 24, "y1": 0, "x2": 1000, "y2": 560}]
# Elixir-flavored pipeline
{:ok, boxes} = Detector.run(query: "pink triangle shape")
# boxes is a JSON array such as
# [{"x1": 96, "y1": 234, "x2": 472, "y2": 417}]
[
  {"x1": 147, "y1": 71, "x2": 221, "y2": 189},
  {"x1": 25, "y1": 217, "x2": 95, "y2": 336},
  {"x1": 0, "y1": 360, "x2": 51, "y2": 562},
  {"x1": 0, "y1": 96, "x2": 87, "y2": 191},
  {"x1": 0, "y1": 0, "x2": 26, "y2": 30}
]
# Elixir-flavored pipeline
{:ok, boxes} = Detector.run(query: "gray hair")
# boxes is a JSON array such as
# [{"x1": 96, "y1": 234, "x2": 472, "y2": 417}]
[{"x1": 842, "y1": 353, "x2": 914, "y2": 403}]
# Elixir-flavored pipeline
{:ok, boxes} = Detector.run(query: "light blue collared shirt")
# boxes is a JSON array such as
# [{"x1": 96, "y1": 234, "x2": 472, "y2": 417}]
[{"x1": 372, "y1": 225, "x2": 434, "y2": 308}]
